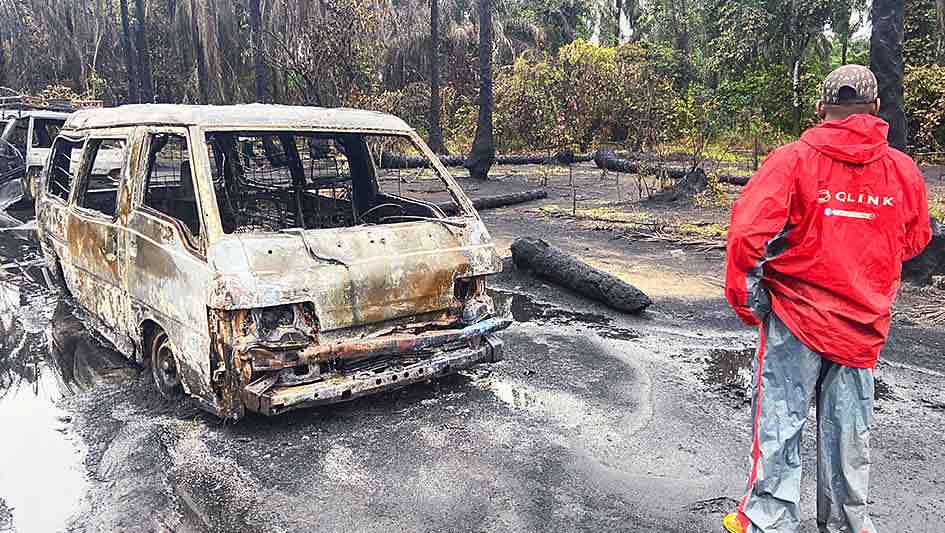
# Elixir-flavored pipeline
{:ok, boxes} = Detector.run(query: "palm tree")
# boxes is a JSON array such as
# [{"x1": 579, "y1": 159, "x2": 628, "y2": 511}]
[
  {"x1": 250, "y1": 0, "x2": 269, "y2": 102},
  {"x1": 870, "y1": 0, "x2": 908, "y2": 151},
  {"x1": 382, "y1": 0, "x2": 542, "y2": 167},
  {"x1": 428, "y1": 0, "x2": 445, "y2": 153},
  {"x1": 466, "y1": 0, "x2": 494, "y2": 179},
  {"x1": 133, "y1": 0, "x2": 155, "y2": 102},
  {"x1": 119, "y1": 0, "x2": 138, "y2": 102}
]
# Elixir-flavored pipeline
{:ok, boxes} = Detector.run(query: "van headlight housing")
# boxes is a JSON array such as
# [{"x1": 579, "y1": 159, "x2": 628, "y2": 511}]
[
  {"x1": 250, "y1": 304, "x2": 317, "y2": 344},
  {"x1": 454, "y1": 276, "x2": 494, "y2": 324}
]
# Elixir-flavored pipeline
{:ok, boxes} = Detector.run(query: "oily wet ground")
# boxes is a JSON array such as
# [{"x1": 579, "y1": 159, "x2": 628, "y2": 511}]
[
  {"x1": 0, "y1": 251, "x2": 88, "y2": 530},
  {"x1": 489, "y1": 288, "x2": 641, "y2": 341},
  {"x1": 2, "y1": 169, "x2": 945, "y2": 531}
]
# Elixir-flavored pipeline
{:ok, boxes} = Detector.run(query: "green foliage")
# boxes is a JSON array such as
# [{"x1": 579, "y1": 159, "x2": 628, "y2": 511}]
[
  {"x1": 492, "y1": 40, "x2": 679, "y2": 152},
  {"x1": 353, "y1": 82, "x2": 477, "y2": 153},
  {"x1": 1, "y1": 0, "x2": 943, "y2": 155},
  {"x1": 904, "y1": 0, "x2": 945, "y2": 67},
  {"x1": 493, "y1": 55, "x2": 562, "y2": 150},
  {"x1": 905, "y1": 66, "x2": 945, "y2": 151}
]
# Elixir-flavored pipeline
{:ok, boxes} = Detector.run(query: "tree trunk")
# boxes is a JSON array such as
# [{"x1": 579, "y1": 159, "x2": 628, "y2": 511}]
[
  {"x1": 466, "y1": 0, "x2": 495, "y2": 179},
  {"x1": 133, "y1": 0, "x2": 155, "y2": 102},
  {"x1": 191, "y1": 0, "x2": 210, "y2": 103},
  {"x1": 428, "y1": 0, "x2": 445, "y2": 153},
  {"x1": 615, "y1": 0, "x2": 622, "y2": 45},
  {"x1": 436, "y1": 189, "x2": 548, "y2": 215},
  {"x1": 0, "y1": 21, "x2": 7, "y2": 87},
  {"x1": 870, "y1": 0, "x2": 908, "y2": 152},
  {"x1": 63, "y1": 3, "x2": 87, "y2": 94},
  {"x1": 841, "y1": 36, "x2": 849, "y2": 64},
  {"x1": 249, "y1": 0, "x2": 268, "y2": 102},
  {"x1": 119, "y1": 0, "x2": 138, "y2": 103}
]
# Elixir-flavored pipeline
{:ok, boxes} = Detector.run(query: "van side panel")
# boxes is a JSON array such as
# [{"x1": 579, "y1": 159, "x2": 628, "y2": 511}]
[{"x1": 124, "y1": 209, "x2": 215, "y2": 403}]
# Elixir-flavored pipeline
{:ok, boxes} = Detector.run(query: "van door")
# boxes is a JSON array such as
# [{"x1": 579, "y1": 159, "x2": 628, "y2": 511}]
[
  {"x1": 124, "y1": 128, "x2": 214, "y2": 397},
  {"x1": 0, "y1": 116, "x2": 28, "y2": 179},
  {"x1": 38, "y1": 136, "x2": 85, "y2": 263},
  {"x1": 25, "y1": 117, "x2": 63, "y2": 198},
  {"x1": 66, "y1": 135, "x2": 134, "y2": 341}
]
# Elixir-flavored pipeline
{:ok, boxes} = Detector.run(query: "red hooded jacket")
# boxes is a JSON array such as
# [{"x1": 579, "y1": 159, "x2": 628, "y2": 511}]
[{"x1": 725, "y1": 114, "x2": 931, "y2": 368}]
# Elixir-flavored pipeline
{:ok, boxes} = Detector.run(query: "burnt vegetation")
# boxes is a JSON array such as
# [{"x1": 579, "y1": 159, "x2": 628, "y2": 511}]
[{"x1": 0, "y1": 0, "x2": 940, "y2": 185}]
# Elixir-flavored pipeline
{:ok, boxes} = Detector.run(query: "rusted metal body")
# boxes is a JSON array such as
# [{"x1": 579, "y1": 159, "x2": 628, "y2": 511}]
[{"x1": 34, "y1": 104, "x2": 508, "y2": 419}]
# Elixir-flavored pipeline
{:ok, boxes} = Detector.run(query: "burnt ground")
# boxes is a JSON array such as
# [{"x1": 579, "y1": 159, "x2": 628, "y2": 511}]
[{"x1": 0, "y1": 161, "x2": 944, "y2": 532}]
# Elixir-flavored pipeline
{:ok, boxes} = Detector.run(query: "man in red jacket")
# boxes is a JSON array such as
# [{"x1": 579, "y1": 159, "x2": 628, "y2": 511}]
[{"x1": 722, "y1": 65, "x2": 932, "y2": 533}]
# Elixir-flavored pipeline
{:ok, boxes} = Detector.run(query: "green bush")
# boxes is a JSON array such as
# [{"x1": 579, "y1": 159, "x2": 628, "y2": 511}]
[
  {"x1": 493, "y1": 55, "x2": 563, "y2": 151},
  {"x1": 905, "y1": 65, "x2": 945, "y2": 152},
  {"x1": 491, "y1": 40, "x2": 680, "y2": 152}
]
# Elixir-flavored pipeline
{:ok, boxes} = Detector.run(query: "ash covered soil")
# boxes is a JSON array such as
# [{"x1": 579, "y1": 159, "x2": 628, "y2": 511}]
[{"x1": 1, "y1": 162, "x2": 944, "y2": 532}]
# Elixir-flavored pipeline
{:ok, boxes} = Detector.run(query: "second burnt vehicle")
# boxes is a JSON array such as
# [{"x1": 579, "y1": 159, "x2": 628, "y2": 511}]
[
  {"x1": 35, "y1": 104, "x2": 509, "y2": 419},
  {"x1": 0, "y1": 96, "x2": 104, "y2": 210}
]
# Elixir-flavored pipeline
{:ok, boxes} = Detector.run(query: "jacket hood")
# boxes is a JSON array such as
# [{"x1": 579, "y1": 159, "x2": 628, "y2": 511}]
[{"x1": 800, "y1": 114, "x2": 889, "y2": 164}]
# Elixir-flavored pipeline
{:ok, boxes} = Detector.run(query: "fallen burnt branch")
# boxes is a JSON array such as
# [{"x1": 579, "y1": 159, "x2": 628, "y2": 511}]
[
  {"x1": 511, "y1": 237, "x2": 651, "y2": 313},
  {"x1": 379, "y1": 151, "x2": 595, "y2": 169},
  {"x1": 437, "y1": 189, "x2": 548, "y2": 215},
  {"x1": 903, "y1": 216, "x2": 945, "y2": 283},
  {"x1": 719, "y1": 174, "x2": 751, "y2": 186},
  {"x1": 593, "y1": 150, "x2": 750, "y2": 186},
  {"x1": 380, "y1": 152, "x2": 466, "y2": 168}
]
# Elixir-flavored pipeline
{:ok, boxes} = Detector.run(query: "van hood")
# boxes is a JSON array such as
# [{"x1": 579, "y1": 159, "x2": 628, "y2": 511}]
[
  {"x1": 206, "y1": 219, "x2": 502, "y2": 331},
  {"x1": 800, "y1": 114, "x2": 890, "y2": 164}
]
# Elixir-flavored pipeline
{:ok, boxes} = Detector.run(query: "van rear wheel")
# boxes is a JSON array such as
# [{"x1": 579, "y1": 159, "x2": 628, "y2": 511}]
[{"x1": 150, "y1": 328, "x2": 184, "y2": 398}]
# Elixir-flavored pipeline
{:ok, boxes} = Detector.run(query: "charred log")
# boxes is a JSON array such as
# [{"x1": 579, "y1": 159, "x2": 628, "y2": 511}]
[
  {"x1": 493, "y1": 152, "x2": 565, "y2": 165},
  {"x1": 511, "y1": 237, "x2": 651, "y2": 314},
  {"x1": 437, "y1": 189, "x2": 548, "y2": 215},
  {"x1": 379, "y1": 151, "x2": 594, "y2": 169},
  {"x1": 379, "y1": 152, "x2": 465, "y2": 169},
  {"x1": 646, "y1": 167, "x2": 708, "y2": 203},
  {"x1": 595, "y1": 149, "x2": 644, "y2": 174},
  {"x1": 594, "y1": 150, "x2": 750, "y2": 187},
  {"x1": 903, "y1": 216, "x2": 945, "y2": 283},
  {"x1": 719, "y1": 174, "x2": 751, "y2": 186}
]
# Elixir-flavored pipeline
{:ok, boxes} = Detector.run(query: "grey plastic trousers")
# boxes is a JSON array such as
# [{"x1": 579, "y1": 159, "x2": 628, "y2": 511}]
[{"x1": 737, "y1": 312, "x2": 876, "y2": 533}]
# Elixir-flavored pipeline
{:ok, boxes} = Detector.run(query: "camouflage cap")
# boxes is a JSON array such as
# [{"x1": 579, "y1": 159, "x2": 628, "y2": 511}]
[{"x1": 821, "y1": 65, "x2": 878, "y2": 105}]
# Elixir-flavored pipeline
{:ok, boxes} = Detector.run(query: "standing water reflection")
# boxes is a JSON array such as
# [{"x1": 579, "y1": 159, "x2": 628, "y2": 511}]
[{"x1": 0, "y1": 228, "x2": 135, "y2": 532}]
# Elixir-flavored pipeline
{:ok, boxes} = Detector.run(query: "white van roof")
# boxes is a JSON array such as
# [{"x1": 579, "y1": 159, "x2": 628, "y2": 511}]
[{"x1": 64, "y1": 104, "x2": 413, "y2": 133}]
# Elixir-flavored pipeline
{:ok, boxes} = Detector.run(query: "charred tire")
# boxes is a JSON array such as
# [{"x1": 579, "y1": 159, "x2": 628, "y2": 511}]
[{"x1": 149, "y1": 328, "x2": 184, "y2": 399}]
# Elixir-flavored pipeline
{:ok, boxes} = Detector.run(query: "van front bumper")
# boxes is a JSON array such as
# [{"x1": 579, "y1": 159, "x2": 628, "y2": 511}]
[{"x1": 242, "y1": 334, "x2": 504, "y2": 415}]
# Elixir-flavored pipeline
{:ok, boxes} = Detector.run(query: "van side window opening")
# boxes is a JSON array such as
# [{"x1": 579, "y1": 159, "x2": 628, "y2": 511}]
[
  {"x1": 144, "y1": 133, "x2": 201, "y2": 240},
  {"x1": 46, "y1": 137, "x2": 85, "y2": 201},
  {"x1": 31, "y1": 118, "x2": 63, "y2": 148},
  {"x1": 7, "y1": 118, "x2": 28, "y2": 156},
  {"x1": 369, "y1": 136, "x2": 457, "y2": 211},
  {"x1": 76, "y1": 139, "x2": 128, "y2": 218},
  {"x1": 205, "y1": 132, "x2": 452, "y2": 234}
]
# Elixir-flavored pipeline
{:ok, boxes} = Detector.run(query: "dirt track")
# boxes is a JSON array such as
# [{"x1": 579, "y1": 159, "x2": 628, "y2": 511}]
[{"x1": 1, "y1": 162, "x2": 944, "y2": 532}]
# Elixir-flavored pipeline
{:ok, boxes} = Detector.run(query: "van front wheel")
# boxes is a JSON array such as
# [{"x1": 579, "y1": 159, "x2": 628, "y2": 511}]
[{"x1": 150, "y1": 328, "x2": 184, "y2": 398}]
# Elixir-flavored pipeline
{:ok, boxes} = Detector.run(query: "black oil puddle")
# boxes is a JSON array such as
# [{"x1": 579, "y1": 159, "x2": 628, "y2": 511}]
[
  {"x1": 0, "y1": 229, "x2": 135, "y2": 532},
  {"x1": 874, "y1": 378, "x2": 894, "y2": 401},
  {"x1": 703, "y1": 347, "x2": 755, "y2": 401},
  {"x1": 686, "y1": 496, "x2": 740, "y2": 514},
  {"x1": 702, "y1": 346, "x2": 895, "y2": 402},
  {"x1": 489, "y1": 288, "x2": 640, "y2": 341}
]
